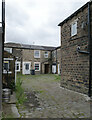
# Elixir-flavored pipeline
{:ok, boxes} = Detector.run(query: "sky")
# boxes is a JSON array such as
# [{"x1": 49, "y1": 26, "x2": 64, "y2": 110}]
[{"x1": 0, "y1": 0, "x2": 88, "y2": 47}]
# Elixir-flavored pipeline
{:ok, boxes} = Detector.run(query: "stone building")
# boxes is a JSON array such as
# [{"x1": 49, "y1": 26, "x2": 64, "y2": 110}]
[
  {"x1": 4, "y1": 42, "x2": 57, "y2": 75},
  {"x1": 3, "y1": 51, "x2": 15, "y2": 91},
  {"x1": 52, "y1": 46, "x2": 61, "y2": 74},
  {"x1": 58, "y1": 1, "x2": 92, "y2": 95}
]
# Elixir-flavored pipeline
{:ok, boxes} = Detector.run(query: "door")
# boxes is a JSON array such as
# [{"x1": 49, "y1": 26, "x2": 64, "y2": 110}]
[
  {"x1": 58, "y1": 64, "x2": 60, "y2": 74},
  {"x1": 23, "y1": 62, "x2": 31, "y2": 75},
  {"x1": 52, "y1": 65, "x2": 56, "y2": 74},
  {"x1": 45, "y1": 64, "x2": 49, "y2": 74}
]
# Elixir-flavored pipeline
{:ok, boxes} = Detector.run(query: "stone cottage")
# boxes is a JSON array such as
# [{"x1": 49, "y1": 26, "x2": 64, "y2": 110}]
[
  {"x1": 58, "y1": 1, "x2": 92, "y2": 95},
  {"x1": 4, "y1": 42, "x2": 59, "y2": 75}
]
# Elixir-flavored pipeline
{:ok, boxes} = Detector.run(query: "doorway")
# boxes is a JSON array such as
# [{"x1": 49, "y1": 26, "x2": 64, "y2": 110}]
[
  {"x1": 23, "y1": 62, "x2": 31, "y2": 75},
  {"x1": 52, "y1": 65, "x2": 56, "y2": 74},
  {"x1": 44, "y1": 64, "x2": 49, "y2": 74}
]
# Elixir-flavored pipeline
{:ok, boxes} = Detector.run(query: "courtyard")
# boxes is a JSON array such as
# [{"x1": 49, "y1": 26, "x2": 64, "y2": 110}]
[{"x1": 12, "y1": 74, "x2": 91, "y2": 118}]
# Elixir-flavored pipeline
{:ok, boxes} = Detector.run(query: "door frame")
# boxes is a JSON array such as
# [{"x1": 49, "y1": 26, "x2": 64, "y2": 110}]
[{"x1": 22, "y1": 61, "x2": 31, "y2": 75}]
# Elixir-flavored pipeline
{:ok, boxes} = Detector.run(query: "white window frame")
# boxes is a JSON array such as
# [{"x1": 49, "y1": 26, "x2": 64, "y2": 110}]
[
  {"x1": 71, "y1": 20, "x2": 77, "y2": 37},
  {"x1": 34, "y1": 62, "x2": 40, "y2": 71},
  {"x1": 34, "y1": 50, "x2": 40, "y2": 58},
  {"x1": 15, "y1": 61, "x2": 21, "y2": 72},
  {"x1": 4, "y1": 47, "x2": 12, "y2": 53},
  {"x1": 44, "y1": 51, "x2": 48, "y2": 58},
  {"x1": 3, "y1": 61, "x2": 12, "y2": 74}
]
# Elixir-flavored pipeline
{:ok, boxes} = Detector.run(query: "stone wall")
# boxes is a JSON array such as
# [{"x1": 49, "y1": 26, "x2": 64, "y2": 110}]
[
  {"x1": 60, "y1": 4, "x2": 92, "y2": 94},
  {"x1": 22, "y1": 49, "x2": 51, "y2": 74},
  {"x1": 52, "y1": 47, "x2": 61, "y2": 74}
]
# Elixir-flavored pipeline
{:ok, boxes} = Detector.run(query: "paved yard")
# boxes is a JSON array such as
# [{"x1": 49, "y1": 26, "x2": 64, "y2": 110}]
[{"x1": 17, "y1": 74, "x2": 90, "y2": 118}]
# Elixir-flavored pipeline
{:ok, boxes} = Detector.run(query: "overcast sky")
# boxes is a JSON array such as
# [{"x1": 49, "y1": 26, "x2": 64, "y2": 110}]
[{"x1": 0, "y1": 0, "x2": 88, "y2": 47}]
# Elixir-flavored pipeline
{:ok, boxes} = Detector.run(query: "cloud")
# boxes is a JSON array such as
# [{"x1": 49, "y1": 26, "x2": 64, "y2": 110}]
[{"x1": 1, "y1": 0, "x2": 88, "y2": 46}]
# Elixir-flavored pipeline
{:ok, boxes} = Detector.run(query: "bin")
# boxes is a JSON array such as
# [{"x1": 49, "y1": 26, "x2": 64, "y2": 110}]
[
  {"x1": 31, "y1": 69, "x2": 35, "y2": 75},
  {"x1": 2, "y1": 88, "x2": 11, "y2": 103}
]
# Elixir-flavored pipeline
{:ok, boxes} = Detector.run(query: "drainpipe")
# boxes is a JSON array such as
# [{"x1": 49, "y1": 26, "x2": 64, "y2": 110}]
[
  {"x1": 56, "y1": 49, "x2": 57, "y2": 74},
  {"x1": 50, "y1": 51, "x2": 52, "y2": 73},
  {"x1": 0, "y1": 28, "x2": 2, "y2": 112},
  {"x1": 2, "y1": 0, "x2": 5, "y2": 43},
  {"x1": 0, "y1": 0, "x2": 5, "y2": 112},
  {"x1": 88, "y1": 2, "x2": 92, "y2": 97}
]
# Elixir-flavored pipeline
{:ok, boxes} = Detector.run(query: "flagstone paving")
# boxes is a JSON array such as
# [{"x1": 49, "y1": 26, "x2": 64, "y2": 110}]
[{"x1": 17, "y1": 74, "x2": 90, "y2": 118}]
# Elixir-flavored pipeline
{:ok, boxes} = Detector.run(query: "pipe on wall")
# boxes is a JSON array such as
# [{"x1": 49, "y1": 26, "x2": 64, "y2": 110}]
[{"x1": 88, "y1": 2, "x2": 92, "y2": 97}]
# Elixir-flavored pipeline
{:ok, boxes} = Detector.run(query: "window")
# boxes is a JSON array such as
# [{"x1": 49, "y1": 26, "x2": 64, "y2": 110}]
[
  {"x1": 34, "y1": 62, "x2": 40, "y2": 71},
  {"x1": 4, "y1": 47, "x2": 12, "y2": 53},
  {"x1": 44, "y1": 51, "x2": 48, "y2": 58},
  {"x1": 34, "y1": 50, "x2": 40, "y2": 58},
  {"x1": 15, "y1": 62, "x2": 20, "y2": 72},
  {"x1": 3, "y1": 60, "x2": 12, "y2": 74},
  {"x1": 71, "y1": 21, "x2": 77, "y2": 36},
  {"x1": 4, "y1": 61, "x2": 9, "y2": 71}
]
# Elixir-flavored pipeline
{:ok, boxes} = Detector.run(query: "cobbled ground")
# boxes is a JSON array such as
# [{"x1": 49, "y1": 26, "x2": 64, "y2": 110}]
[{"x1": 17, "y1": 74, "x2": 90, "y2": 118}]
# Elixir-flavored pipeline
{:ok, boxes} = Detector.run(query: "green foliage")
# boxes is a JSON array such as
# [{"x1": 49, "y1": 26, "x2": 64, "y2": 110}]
[
  {"x1": 15, "y1": 77, "x2": 26, "y2": 105},
  {"x1": 54, "y1": 75, "x2": 61, "y2": 81}
]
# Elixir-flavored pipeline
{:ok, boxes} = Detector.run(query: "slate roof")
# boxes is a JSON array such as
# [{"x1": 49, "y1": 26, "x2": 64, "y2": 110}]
[{"x1": 4, "y1": 42, "x2": 57, "y2": 51}]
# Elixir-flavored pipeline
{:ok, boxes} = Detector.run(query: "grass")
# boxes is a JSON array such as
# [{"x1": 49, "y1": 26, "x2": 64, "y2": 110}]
[{"x1": 54, "y1": 74, "x2": 61, "y2": 81}]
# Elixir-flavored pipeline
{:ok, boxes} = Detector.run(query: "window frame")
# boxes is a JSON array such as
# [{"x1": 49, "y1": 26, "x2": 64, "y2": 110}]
[
  {"x1": 71, "y1": 20, "x2": 77, "y2": 37},
  {"x1": 44, "y1": 51, "x2": 48, "y2": 58},
  {"x1": 4, "y1": 47, "x2": 12, "y2": 53},
  {"x1": 34, "y1": 50, "x2": 40, "y2": 58},
  {"x1": 34, "y1": 62, "x2": 40, "y2": 71},
  {"x1": 3, "y1": 61, "x2": 12, "y2": 74},
  {"x1": 15, "y1": 61, "x2": 21, "y2": 72}
]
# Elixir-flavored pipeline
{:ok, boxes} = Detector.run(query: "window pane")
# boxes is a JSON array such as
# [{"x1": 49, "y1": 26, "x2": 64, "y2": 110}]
[
  {"x1": 44, "y1": 51, "x2": 48, "y2": 58},
  {"x1": 34, "y1": 51, "x2": 40, "y2": 58},
  {"x1": 25, "y1": 64, "x2": 29, "y2": 70},
  {"x1": 71, "y1": 21, "x2": 77, "y2": 36},
  {"x1": 35, "y1": 64, "x2": 39, "y2": 70},
  {"x1": 16, "y1": 64, "x2": 19, "y2": 70},
  {"x1": 4, "y1": 63, "x2": 8, "y2": 71}
]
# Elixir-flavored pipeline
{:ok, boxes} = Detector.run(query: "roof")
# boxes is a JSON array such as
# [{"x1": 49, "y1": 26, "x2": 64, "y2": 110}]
[
  {"x1": 4, "y1": 42, "x2": 57, "y2": 51},
  {"x1": 58, "y1": 1, "x2": 92, "y2": 26}
]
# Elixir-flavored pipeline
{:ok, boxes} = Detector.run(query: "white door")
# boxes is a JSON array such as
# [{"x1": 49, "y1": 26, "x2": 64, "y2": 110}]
[
  {"x1": 58, "y1": 64, "x2": 60, "y2": 74},
  {"x1": 23, "y1": 62, "x2": 31, "y2": 75},
  {"x1": 52, "y1": 65, "x2": 56, "y2": 74}
]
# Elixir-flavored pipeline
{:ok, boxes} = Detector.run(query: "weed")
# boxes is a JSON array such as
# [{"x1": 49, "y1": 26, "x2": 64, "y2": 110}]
[
  {"x1": 15, "y1": 77, "x2": 27, "y2": 105},
  {"x1": 54, "y1": 75, "x2": 61, "y2": 81}
]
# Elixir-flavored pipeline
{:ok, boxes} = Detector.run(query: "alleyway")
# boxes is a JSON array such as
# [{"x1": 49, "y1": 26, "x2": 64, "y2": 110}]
[{"x1": 16, "y1": 74, "x2": 90, "y2": 118}]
